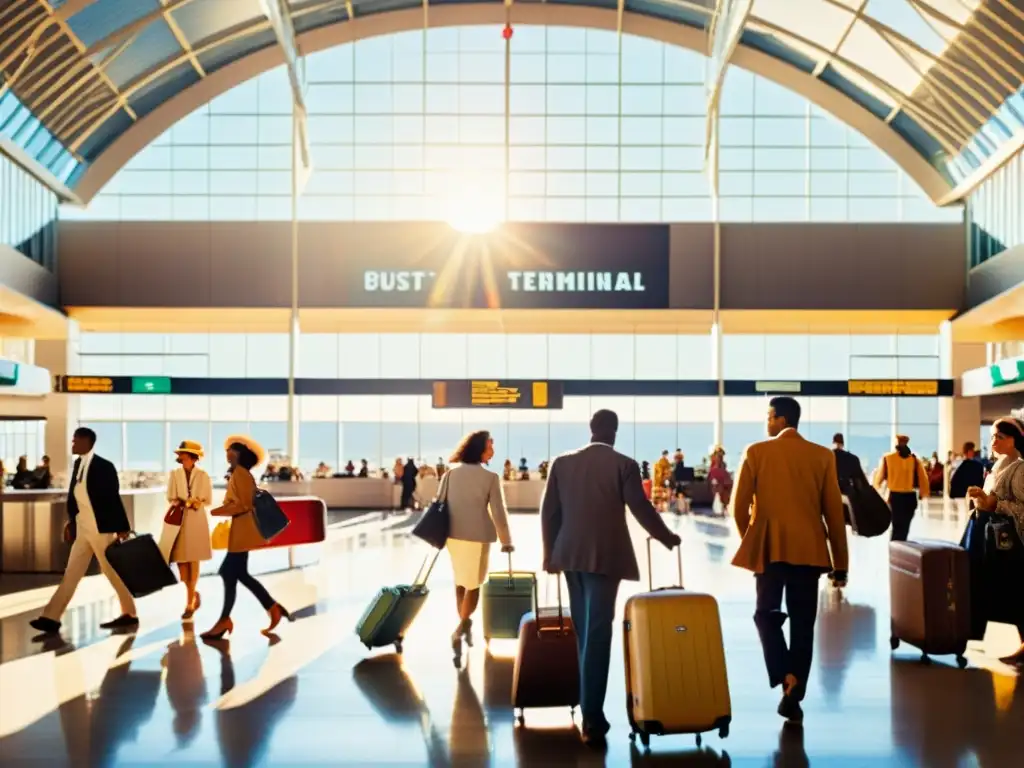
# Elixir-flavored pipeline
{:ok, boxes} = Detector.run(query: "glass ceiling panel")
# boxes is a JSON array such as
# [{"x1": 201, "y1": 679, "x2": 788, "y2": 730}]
[{"x1": 0, "y1": 0, "x2": 1019, "y2": 200}]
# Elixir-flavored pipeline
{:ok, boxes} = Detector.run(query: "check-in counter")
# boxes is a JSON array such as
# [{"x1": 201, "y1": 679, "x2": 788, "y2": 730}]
[
  {"x1": 0, "y1": 487, "x2": 166, "y2": 574},
  {"x1": 257, "y1": 477, "x2": 395, "y2": 510},
  {"x1": 502, "y1": 479, "x2": 546, "y2": 512}
]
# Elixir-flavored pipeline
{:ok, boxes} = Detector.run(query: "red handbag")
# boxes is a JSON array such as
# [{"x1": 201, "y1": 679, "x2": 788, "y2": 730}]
[{"x1": 165, "y1": 504, "x2": 184, "y2": 526}]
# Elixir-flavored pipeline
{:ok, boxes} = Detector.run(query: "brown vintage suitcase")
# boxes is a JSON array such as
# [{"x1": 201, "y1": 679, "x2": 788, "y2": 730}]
[
  {"x1": 889, "y1": 539, "x2": 970, "y2": 667},
  {"x1": 510, "y1": 577, "x2": 580, "y2": 725}
]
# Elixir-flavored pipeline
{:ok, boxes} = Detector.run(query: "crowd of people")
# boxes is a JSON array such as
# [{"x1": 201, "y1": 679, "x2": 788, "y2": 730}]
[{"x1": 17, "y1": 406, "x2": 1024, "y2": 752}]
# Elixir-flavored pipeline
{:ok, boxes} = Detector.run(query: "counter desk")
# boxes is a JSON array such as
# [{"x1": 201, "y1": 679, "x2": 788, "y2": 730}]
[{"x1": 0, "y1": 487, "x2": 166, "y2": 574}]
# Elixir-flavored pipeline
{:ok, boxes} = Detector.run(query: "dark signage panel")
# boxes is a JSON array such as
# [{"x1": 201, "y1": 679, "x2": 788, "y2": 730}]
[
  {"x1": 335, "y1": 223, "x2": 670, "y2": 310},
  {"x1": 432, "y1": 380, "x2": 565, "y2": 409}
]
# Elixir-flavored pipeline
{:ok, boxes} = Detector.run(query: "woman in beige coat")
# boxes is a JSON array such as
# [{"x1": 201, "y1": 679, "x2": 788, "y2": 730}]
[
  {"x1": 201, "y1": 436, "x2": 292, "y2": 640},
  {"x1": 165, "y1": 440, "x2": 213, "y2": 620}
]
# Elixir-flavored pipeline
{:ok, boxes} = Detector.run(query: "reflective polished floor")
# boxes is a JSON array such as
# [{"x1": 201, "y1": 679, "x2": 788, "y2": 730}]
[{"x1": 0, "y1": 504, "x2": 1019, "y2": 767}]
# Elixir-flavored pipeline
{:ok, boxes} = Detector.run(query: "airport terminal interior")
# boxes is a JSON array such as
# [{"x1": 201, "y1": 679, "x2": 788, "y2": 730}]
[{"x1": 1, "y1": 0, "x2": 1023, "y2": 765}]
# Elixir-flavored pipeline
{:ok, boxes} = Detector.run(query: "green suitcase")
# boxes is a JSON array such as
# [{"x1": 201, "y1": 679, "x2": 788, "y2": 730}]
[{"x1": 482, "y1": 554, "x2": 536, "y2": 642}]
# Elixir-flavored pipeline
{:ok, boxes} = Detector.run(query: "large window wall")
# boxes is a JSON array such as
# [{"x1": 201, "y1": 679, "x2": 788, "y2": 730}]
[
  {"x1": 62, "y1": 26, "x2": 961, "y2": 225},
  {"x1": 0, "y1": 152, "x2": 58, "y2": 270},
  {"x1": 76, "y1": 332, "x2": 943, "y2": 478}
]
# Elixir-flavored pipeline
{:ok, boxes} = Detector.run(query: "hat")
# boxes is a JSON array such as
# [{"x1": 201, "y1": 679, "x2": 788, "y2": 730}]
[
  {"x1": 895, "y1": 434, "x2": 910, "y2": 443},
  {"x1": 173, "y1": 440, "x2": 204, "y2": 459},
  {"x1": 223, "y1": 434, "x2": 266, "y2": 467}
]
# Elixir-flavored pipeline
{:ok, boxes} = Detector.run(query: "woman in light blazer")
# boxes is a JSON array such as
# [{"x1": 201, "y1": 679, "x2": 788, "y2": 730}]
[
  {"x1": 201, "y1": 435, "x2": 292, "y2": 640},
  {"x1": 165, "y1": 440, "x2": 213, "y2": 620},
  {"x1": 443, "y1": 430, "x2": 513, "y2": 660}
]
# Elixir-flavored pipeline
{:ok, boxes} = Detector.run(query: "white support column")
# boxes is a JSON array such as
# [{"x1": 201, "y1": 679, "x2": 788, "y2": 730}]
[
  {"x1": 287, "y1": 108, "x2": 300, "y2": 467},
  {"x1": 33, "y1": 323, "x2": 81, "y2": 478},
  {"x1": 938, "y1": 321, "x2": 986, "y2": 459}
]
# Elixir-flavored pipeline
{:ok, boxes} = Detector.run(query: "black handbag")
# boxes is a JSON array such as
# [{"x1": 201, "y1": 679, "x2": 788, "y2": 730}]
[
  {"x1": 104, "y1": 533, "x2": 178, "y2": 598},
  {"x1": 845, "y1": 475, "x2": 891, "y2": 538},
  {"x1": 412, "y1": 472, "x2": 451, "y2": 549},
  {"x1": 253, "y1": 488, "x2": 290, "y2": 541}
]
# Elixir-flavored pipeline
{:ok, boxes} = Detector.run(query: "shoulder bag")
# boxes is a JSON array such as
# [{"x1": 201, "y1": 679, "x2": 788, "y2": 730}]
[{"x1": 412, "y1": 469, "x2": 451, "y2": 549}]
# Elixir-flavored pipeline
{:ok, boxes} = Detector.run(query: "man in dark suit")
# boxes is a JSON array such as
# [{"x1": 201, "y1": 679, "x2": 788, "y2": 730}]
[
  {"x1": 949, "y1": 441, "x2": 985, "y2": 499},
  {"x1": 541, "y1": 409, "x2": 681, "y2": 747},
  {"x1": 30, "y1": 427, "x2": 138, "y2": 635},
  {"x1": 831, "y1": 433, "x2": 867, "y2": 490}
]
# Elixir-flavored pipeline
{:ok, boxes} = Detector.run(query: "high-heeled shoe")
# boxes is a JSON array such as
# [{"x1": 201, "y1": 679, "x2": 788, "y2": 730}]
[
  {"x1": 261, "y1": 603, "x2": 293, "y2": 636},
  {"x1": 201, "y1": 618, "x2": 233, "y2": 640},
  {"x1": 462, "y1": 618, "x2": 474, "y2": 648},
  {"x1": 181, "y1": 591, "x2": 202, "y2": 621},
  {"x1": 451, "y1": 624, "x2": 464, "y2": 664}
]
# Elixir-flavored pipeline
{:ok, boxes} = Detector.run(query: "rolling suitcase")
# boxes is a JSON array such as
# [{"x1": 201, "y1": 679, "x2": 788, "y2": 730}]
[
  {"x1": 511, "y1": 575, "x2": 580, "y2": 724},
  {"x1": 624, "y1": 538, "x2": 731, "y2": 749},
  {"x1": 104, "y1": 533, "x2": 178, "y2": 598},
  {"x1": 889, "y1": 539, "x2": 970, "y2": 667},
  {"x1": 356, "y1": 550, "x2": 438, "y2": 654},
  {"x1": 482, "y1": 553, "x2": 536, "y2": 643}
]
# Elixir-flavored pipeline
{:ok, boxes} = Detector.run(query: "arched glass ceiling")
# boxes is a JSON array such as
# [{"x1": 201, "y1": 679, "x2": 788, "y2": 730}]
[{"x1": 1, "y1": 0, "x2": 1021, "y2": 201}]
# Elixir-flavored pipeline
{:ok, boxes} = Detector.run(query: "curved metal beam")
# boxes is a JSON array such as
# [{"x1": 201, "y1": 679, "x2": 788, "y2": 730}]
[{"x1": 72, "y1": 4, "x2": 954, "y2": 205}]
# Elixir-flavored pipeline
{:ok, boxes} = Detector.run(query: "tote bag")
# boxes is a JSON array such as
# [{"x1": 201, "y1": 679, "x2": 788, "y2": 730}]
[{"x1": 412, "y1": 471, "x2": 451, "y2": 549}]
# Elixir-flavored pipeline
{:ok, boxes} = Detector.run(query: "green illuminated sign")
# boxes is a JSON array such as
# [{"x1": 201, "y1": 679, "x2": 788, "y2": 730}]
[
  {"x1": 131, "y1": 376, "x2": 171, "y2": 394},
  {"x1": 0, "y1": 360, "x2": 18, "y2": 386},
  {"x1": 990, "y1": 359, "x2": 1024, "y2": 388}
]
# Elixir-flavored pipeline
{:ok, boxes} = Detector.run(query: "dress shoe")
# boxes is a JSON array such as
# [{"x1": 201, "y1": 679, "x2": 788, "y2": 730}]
[
  {"x1": 778, "y1": 674, "x2": 804, "y2": 723},
  {"x1": 99, "y1": 614, "x2": 139, "y2": 630},
  {"x1": 29, "y1": 617, "x2": 61, "y2": 635},
  {"x1": 581, "y1": 731, "x2": 607, "y2": 750},
  {"x1": 461, "y1": 617, "x2": 474, "y2": 648},
  {"x1": 999, "y1": 644, "x2": 1024, "y2": 665}
]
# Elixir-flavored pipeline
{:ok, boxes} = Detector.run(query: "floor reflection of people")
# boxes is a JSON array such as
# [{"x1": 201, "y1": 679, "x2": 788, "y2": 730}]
[
  {"x1": 352, "y1": 656, "x2": 447, "y2": 763},
  {"x1": 450, "y1": 668, "x2": 489, "y2": 765},
  {"x1": 88, "y1": 635, "x2": 164, "y2": 766},
  {"x1": 628, "y1": 743, "x2": 733, "y2": 767},
  {"x1": 815, "y1": 590, "x2": 876, "y2": 705},
  {"x1": 205, "y1": 638, "x2": 300, "y2": 768},
  {"x1": 163, "y1": 628, "x2": 207, "y2": 749}
]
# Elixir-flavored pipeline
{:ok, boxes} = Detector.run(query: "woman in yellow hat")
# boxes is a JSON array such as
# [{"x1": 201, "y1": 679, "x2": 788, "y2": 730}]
[
  {"x1": 201, "y1": 435, "x2": 292, "y2": 640},
  {"x1": 165, "y1": 440, "x2": 213, "y2": 620}
]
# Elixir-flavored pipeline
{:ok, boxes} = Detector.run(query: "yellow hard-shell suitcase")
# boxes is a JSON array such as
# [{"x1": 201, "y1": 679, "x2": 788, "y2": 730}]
[{"x1": 624, "y1": 538, "x2": 731, "y2": 749}]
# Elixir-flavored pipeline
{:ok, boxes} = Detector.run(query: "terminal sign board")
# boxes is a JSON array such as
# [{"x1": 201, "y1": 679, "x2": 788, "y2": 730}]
[
  {"x1": 847, "y1": 380, "x2": 939, "y2": 396},
  {"x1": 57, "y1": 376, "x2": 116, "y2": 393},
  {"x1": 432, "y1": 380, "x2": 564, "y2": 409}
]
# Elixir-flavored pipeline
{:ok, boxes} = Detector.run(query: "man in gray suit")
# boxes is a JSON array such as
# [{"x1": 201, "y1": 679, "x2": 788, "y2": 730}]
[{"x1": 541, "y1": 409, "x2": 681, "y2": 747}]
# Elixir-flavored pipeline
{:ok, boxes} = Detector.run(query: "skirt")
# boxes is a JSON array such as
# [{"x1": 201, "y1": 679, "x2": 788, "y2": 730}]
[{"x1": 446, "y1": 538, "x2": 490, "y2": 589}]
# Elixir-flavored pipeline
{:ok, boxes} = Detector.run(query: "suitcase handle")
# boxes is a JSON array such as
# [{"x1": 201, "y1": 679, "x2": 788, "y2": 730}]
[
  {"x1": 646, "y1": 536, "x2": 683, "y2": 591},
  {"x1": 412, "y1": 549, "x2": 441, "y2": 587},
  {"x1": 531, "y1": 572, "x2": 566, "y2": 636}
]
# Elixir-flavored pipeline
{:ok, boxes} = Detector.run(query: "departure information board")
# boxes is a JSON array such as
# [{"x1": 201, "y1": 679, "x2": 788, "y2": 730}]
[
  {"x1": 432, "y1": 380, "x2": 564, "y2": 409},
  {"x1": 57, "y1": 376, "x2": 116, "y2": 393},
  {"x1": 847, "y1": 379, "x2": 939, "y2": 396}
]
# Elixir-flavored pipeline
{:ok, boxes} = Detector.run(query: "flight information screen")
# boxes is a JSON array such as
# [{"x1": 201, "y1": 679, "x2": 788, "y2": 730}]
[
  {"x1": 847, "y1": 379, "x2": 939, "y2": 396},
  {"x1": 432, "y1": 380, "x2": 564, "y2": 409}
]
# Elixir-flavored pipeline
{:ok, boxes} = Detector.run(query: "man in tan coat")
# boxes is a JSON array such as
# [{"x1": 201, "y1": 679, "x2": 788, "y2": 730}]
[{"x1": 729, "y1": 397, "x2": 849, "y2": 724}]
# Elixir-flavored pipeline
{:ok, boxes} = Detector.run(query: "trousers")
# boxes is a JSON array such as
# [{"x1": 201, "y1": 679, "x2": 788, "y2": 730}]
[
  {"x1": 44, "y1": 524, "x2": 136, "y2": 621},
  {"x1": 219, "y1": 552, "x2": 275, "y2": 620},
  {"x1": 753, "y1": 562, "x2": 821, "y2": 702},
  {"x1": 889, "y1": 492, "x2": 918, "y2": 542},
  {"x1": 564, "y1": 571, "x2": 620, "y2": 734}
]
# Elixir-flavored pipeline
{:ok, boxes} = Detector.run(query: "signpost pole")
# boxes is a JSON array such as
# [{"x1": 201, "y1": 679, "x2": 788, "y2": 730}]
[{"x1": 288, "y1": 107, "x2": 300, "y2": 469}]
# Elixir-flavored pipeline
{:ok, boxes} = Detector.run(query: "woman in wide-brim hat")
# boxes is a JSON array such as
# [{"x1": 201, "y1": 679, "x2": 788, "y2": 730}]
[
  {"x1": 164, "y1": 440, "x2": 214, "y2": 620},
  {"x1": 201, "y1": 435, "x2": 292, "y2": 640}
]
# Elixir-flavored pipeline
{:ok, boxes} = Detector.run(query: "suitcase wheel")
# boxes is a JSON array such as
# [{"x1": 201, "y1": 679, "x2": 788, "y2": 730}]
[
  {"x1": 956, "y1": 654, "x2": 968, "y2": 669},
  {"x1": 515, "y1": 709, "x2": 524, "y2": 727},
  {"x1": 394, "y1": 638, "x2": 404, "y2": 655},
  {"x1": 695, "y1": 733, "x2": 702, "y2": 748},
  {"x1": 719, "y1": 723, "x2": 729, "y2": 739},
  {"x1": 919, "y1": 653, "x2": 931, "y2": 665},
  {"x1": 889, "y1": 635, "x2": 900, "y2": 651}
]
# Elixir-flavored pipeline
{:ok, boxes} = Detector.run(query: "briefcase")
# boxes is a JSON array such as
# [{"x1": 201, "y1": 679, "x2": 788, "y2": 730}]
[
  {"x1": 253, "y1": 489, "x2": 290, "y2": 541},
  {"x1": 105, "y1": 533, "x2": 178, "y2": 598}
]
